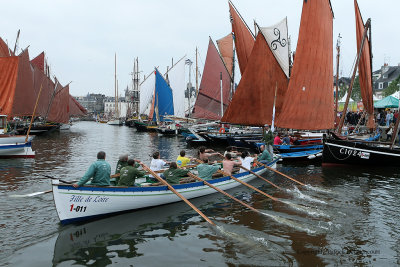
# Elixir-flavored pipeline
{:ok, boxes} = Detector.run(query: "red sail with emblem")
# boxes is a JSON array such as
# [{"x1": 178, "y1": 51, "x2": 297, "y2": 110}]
[{"x1": 221, "y1": 33, "x2": 288, "y2": 126}]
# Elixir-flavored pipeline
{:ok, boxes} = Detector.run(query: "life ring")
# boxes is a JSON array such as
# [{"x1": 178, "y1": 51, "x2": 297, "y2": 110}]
[{"x1": 219, "y1": 127, "x2": 225, "y2": 133}]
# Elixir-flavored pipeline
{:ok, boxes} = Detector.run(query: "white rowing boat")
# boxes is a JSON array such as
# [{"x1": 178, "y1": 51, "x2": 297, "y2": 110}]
[
  {"x1": 52, "y1": 159, "x2": 278, "y2": 224},
  {"x1": 0, "y1": 142, "x2": 35, "y2": 158}
]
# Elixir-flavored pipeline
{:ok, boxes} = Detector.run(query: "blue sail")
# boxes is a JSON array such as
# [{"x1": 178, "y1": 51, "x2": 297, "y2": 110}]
[{"x1": 153, "y1": 69, "x2": 174, "y2": 122}]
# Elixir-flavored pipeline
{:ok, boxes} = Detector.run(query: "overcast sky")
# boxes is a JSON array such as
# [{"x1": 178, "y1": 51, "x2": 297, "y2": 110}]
[{"x1": 1, "y1": 0, "x2": 398, "y2": 96}]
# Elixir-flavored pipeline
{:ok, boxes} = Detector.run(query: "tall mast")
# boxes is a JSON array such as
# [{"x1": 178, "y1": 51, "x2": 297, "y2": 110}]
[
  {"x1": 114, "y1": 53, "x2": 117, "y2": 118},
  {"x1": 337, "y1": 19, "x2": 371, "y2": 134},
  {"x1": 195, "y1": 47, "x2": 199, "y2": 98},
  {"x1": 334, "y1": 34, "x2": 341, "y2": 121}
]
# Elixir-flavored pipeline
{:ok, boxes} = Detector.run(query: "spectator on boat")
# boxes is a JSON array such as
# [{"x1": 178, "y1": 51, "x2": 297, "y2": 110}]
[
  {"x1": 282, "y1": 134, "x2": 291, "y2": 145},
  {"x1": 117, "y1": 159, "x2": 146, "y2": 186},
  {"x1": 73, "y1": 151, "x2": 111, "y2": 188},
  {"x1": 239, "y1": 151, "x2": 254, "y2": 173},
  {"x1": 292, "y1": 136, "x2": 301, "y2": 145},
  {"x1": 115, "y1": 154, "x2": 129, "y2": 174},
  {"x1": 274, "y1": 134, "x2": 282, "y2": 145},
  {"x1": 222, "y1": 153, "x2": 242, "y2": 175},
  {"x1": 197, "y1": 158, "x2": 220, "y2": 180},
  {"x1": 386, "y1": 123, "x2": 394, "y2": 141},
  {"x1": 223, "y1": 146, "x2": 239, "y2": 157},
  {"x1": 198, "y1": 146, "x2": 219, "y2": 161},
  {"x1": 176, "y1": 150, "x2": 192, "y2": 167},
  {"x1": 257, "y1": 145, "x2": 272, "y2": 164},
  {"x1": 262, "y1": 125, "x2": 274, "y2": 155},
  {"x1": 163, "y1": 162, "x2": 190, "y2": 184}
]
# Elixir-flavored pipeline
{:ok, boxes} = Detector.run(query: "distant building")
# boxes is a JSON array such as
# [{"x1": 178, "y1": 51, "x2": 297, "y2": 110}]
[
  {"x1": 76, "y1": 93, "x2": 105, "y2": 114},
  {"x1": 104, "y1": 97, "x2": 129, "y2": 118},
  {"x1": 373, "y1": 63, "x2": 400, "y2": 98}
]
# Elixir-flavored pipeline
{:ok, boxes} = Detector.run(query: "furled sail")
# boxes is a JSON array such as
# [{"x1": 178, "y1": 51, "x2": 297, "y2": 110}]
[
  {"x1": 48, "y1": 83, "x2": 70, "y2": 123},
  {"x1": 216, "y1": 34, "x2": 234, "y2": 77},
  {"x1": 192, "y1": 38, "x2": 231, "y2": 120},
  {"x1": 166, "y1": 56, "x2": 186, "y2": 117},
  {"x1": 221, "y1": 31, "x2": 288, "y2": 126},
  {"x1": 259, "y1": 17, "x2": 290, "y2": 78},
  {"x1": 277, "y1": 0, "x2": 334, "y2": 130},
  {"x1": 229, "y1": 0, "x2": 255, "y2": 75},
  {"x1": 139, "y1": 70, "x2": 155, "y2": 115},
  {"x1": 354, "y1": 0, "x2": 374, "y2": 128},
  {"x1": 152, "y1": 69, "x2": 174, "y2": 122}
]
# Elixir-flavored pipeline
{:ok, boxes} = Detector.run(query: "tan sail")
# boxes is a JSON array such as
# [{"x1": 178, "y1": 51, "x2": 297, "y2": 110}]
[
  {"x1": 355, "y1": 0, "x2": 374, "y2": 128},
  {"x1": 221, "y1": 32, "x2": 288, "y2": 126},
  {"x1": 192, "y1": 38, "x2": 231, "y2": 120},
  {"x1": 216, "y1": 33, "x2": 234, "y2": 77},
  {"x1": 277, "y1": 0, "x2": 334, "y2": 130},
  {"x1": 228, "y1": 1, "x2": 255, "y2": 75}
]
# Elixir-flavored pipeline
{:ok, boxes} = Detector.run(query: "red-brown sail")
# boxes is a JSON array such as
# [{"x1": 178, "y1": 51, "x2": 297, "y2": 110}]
[
  {"x1": 31, "y1": 52, "x2": 45, "y2": 72},
  {"x1": 354, "y1": 0, "x2": 374, "y2": 128},
  {"x1": 69, "y1": 95, "x2": 87, "y2": 116},
  {"x1": 229, "y1": 1, "x2": 255, "y2": 75},
  {"x1": 0, "y1": 38, "x2": 12, "y2": 57},
  {"x1": 48, "y1": 83, "x2": 70, "y2": 123},
  {"x1": 11, "y1": 49, "x2": 36, "y2": 116},
  {"x1": 277, "y1": 0, "x2": 334, "y2": 130},
  {"x1": 0, "y1": 57, "x2": 18, "y2": 115},
  {"x1": 32, "y1": 65, "x2": 53, "y2": 117},
  {"x1": 192, "y1": 38, "x2": 231, "y2": 120},
  {"x1": 221, "y1": 33, "x2": 288, "y2": 126},
  {"x1": 216, "y1": 34, "x2": 234, "y2": 77}
]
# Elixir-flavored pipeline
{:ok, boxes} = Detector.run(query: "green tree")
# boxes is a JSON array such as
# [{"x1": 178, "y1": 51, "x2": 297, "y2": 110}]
[
  {"x1": 382, "y1": 74, "x2": 400, "y2": 97},
  {"x1": 351, "y1": 76, "x2": 361, "y2": 101}
]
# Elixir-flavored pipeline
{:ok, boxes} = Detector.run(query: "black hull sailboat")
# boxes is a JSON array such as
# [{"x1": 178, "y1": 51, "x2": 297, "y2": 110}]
[{"x1": 323, "y1": 133, "x2": 400, "y2": 166}]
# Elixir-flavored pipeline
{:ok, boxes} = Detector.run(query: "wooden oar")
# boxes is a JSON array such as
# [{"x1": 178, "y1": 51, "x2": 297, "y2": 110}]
[
  {"x1": 44, "y1": 175, "x2": 74, "y2": 184},
  {"x1": 217, "y1": 170, "x2": 277, "y2": 201},
  {"x1": 239, "y1": 166, "x2": 282, "y2": 190},
  {"x1": 139, "y1": 162, "x2": 216, "y2": 226},
  {"x1": 10, "y1": 189, "x2": 53, "y2": 198},
  {"x1": 254, "y1": 160, "x2": 305, "y2": 186},
  {"x1": 187, "y1": 172, "x2": 264, "y2": 214}
]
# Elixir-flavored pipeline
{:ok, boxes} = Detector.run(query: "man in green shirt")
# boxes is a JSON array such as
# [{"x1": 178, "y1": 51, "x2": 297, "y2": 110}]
[
  {"x1": 73, "y1": 151, "x2": 111, "y2": 188},
  {"x1": 163, "y1": 162, "x2": 190, "y2": 184},
  {"x1": 197, "y1": 159, "x2": 220, "y2": 180},
  {"x1": 117, "y1": 159, "x2": 146, "y2": 186},
  {"x1": 115, "y1": 154, "x2": 129, "y2": 174},
  {"x1": 262, "y1": 125, "x2": 274, "y2": 155},
  {"x1": 257, "y1": 145, "x2": 272, "y2": 164}
]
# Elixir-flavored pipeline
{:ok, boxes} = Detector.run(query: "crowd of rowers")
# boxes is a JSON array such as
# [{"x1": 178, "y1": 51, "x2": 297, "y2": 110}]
[{"x1": 72, "y1": 145, "x2": 274, "y2": 188}]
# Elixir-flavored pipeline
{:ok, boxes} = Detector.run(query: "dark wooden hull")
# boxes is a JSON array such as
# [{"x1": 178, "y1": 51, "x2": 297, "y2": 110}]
[
  {"x1": 322, "y1": 136, "x2": 400, "y2": 166},
  {"x1": 16, "y1": 124, "x2": 60, "y2": 135},
  {"x1": 133, "y1": 121, "x2": 149, "y2": 132}
]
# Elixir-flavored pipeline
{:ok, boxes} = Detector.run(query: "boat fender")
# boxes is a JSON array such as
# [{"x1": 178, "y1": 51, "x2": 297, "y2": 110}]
[{"x1": 308, "y1": 155, "x2": 316, "y2": 159}]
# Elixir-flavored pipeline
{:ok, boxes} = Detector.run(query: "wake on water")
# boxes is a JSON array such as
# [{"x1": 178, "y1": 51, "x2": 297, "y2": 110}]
[
  {"x1": 286, "y1": 186, "x2": 327, "y2": 204},
  {"x1": 305, "y1": 184, "x2": 335, "y2": 194},
  {"x1": 279, "y1": 200, "x2": 331, "y2": 219}
]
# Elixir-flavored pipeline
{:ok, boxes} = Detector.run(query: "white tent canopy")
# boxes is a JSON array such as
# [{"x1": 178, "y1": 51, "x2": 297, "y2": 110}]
[{"x1": 339, "y1": 92, "x2": 355, "y2": 103}]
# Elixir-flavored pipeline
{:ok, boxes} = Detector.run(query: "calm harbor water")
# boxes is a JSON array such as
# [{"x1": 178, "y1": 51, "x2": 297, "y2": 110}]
[{"x1": 1, "y1": 121, "x2": 399, "y2": 266}]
